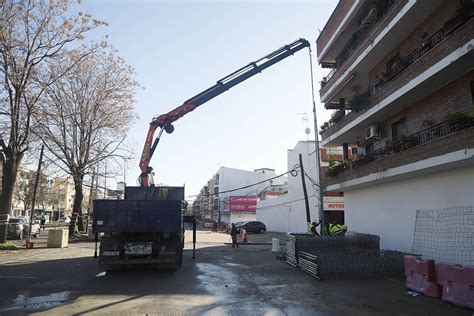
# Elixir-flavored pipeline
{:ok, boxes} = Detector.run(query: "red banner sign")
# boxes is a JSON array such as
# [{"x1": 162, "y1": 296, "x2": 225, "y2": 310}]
[
  {"x1": 229, "y1": 204, "x2": 257, "y2": 212},
  {"x1": 229, "y1": 195, "x2": 258, "y2": 212},
  {"x1": 229, "y1": 196, "x2": 258, "y2": 203}
]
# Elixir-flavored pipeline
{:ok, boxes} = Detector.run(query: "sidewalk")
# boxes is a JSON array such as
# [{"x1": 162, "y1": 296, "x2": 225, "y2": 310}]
[{"x1": 0, "y1": 229, "x2": 90, "y2": 264}]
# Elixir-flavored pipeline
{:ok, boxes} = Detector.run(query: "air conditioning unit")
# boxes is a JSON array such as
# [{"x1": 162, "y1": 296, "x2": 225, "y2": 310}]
[{"x1": 365, "y1": 125, "x2": 380, "y2": 140}]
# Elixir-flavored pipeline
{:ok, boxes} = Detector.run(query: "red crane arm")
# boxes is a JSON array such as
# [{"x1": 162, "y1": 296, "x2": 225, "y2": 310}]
[{"x1": 139, "y1": 103, "x2": 196, "y2": 186}]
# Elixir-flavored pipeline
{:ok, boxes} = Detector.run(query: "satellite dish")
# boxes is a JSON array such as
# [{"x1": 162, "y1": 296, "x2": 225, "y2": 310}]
[{"x1": 305, "y1": 127, "x2": 311, "y2": 135}]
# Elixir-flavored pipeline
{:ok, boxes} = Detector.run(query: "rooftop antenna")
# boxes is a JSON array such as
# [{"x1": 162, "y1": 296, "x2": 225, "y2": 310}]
[{"x1": 297, "y1": 112, "x2": 311, "y2": 141}]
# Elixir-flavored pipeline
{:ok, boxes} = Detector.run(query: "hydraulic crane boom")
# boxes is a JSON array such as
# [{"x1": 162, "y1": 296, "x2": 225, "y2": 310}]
[{"x1": 139, "y1": 38, "x2": 310, "y2": 186}]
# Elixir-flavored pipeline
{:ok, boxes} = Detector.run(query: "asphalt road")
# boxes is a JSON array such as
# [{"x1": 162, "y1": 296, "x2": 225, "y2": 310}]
[{"x1": 0, "y1": 230, "x2": 470, "y2": 315}]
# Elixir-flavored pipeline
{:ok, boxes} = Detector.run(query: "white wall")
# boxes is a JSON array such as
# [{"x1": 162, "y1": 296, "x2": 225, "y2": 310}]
[
  {"x1": 231, "y1": 212, "x2": 256, "y2": 224},
  {"x1": 257, "y1": 141, "x2": 321, "y2": 233},
  {"x1": 219, "y1": 167, "x2": 276, "y2": 200},
  {"x1": 345, "y1": 165, "x2": 474, "y2": 252}
]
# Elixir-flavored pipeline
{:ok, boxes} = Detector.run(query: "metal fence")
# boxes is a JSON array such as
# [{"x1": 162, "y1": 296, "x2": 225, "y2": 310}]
[{"x1": 412, "y1": 206, "x2": 474, "y2": 266}]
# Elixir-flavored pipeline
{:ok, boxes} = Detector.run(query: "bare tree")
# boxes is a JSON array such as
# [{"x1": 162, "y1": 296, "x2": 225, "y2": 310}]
[
  {"x1": 0, "y1": 0, "x2": 105, "y2": 240},
  {"x1": 35, "y1": 47, "x2": 138, "y2": 234}
]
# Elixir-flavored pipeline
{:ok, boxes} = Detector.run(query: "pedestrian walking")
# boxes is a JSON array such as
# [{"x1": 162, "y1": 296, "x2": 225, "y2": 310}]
[
  {"x1": 40, "y1": 215, "x2": 46, "y2": 231},
  {"x1": 230, "y1": 223, "x2": 239, "y2": 248}
]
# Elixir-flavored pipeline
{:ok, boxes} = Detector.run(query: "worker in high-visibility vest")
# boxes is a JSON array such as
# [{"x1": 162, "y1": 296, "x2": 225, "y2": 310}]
[
  {"x1": 327, "y1": 223, "x2": 348, "y2": 236},
  {"x1": 307, "y1": 221, "x2": 320, "y2": 236}
]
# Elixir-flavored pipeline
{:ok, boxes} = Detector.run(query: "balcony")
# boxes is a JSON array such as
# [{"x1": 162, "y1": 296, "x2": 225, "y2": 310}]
[
  {"x1": 317, "y1": 0, "x2": 358, "y2": 63},
  {"x1": 320, "y1": 16, "x2": 474, "y2": 144},
  {"x1": 324, "y1": 125, "x2": 474, "y2": 190},
  {"x1": 319, "y1": 0, "x2": 408, "y2": 97}
]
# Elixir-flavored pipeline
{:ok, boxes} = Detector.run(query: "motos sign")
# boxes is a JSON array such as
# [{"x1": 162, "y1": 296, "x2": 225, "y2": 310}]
[{"x1": 323, "y1": 197, "x2": 344, "y2": 210}]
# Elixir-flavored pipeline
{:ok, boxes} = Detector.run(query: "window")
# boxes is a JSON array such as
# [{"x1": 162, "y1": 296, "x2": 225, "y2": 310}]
[
  {"x1": 351, "y1": 147, "x2": 358, "y2": 155},
  {"x1": 391, "y1": 118, "x2": 406, "y2": 141},
  {"x1": 386, "y1": 52, "x2": 401, "y2": 74}
]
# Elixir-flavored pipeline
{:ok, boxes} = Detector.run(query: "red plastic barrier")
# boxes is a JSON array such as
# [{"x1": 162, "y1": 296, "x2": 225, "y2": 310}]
[
  {"x1": 404, "y1": 256, "x2": 441, "y2": 298},
  {"x1": 437, "y1": 262, "x2": 474, "y2": 310}
]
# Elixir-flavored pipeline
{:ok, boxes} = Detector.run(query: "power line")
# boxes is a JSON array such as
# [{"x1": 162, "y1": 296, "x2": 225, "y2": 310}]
[
  {"x1": 257, "y1": 194, "x2": 316, "y2": 210},
  {"x1": 189, "y1": 164, "x2": 300, "y2": 199}
]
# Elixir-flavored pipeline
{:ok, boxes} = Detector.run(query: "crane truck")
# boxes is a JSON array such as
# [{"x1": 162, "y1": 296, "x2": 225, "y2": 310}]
[{"x1": 93, "y1": 38, "x2": 310, "y2": 271}]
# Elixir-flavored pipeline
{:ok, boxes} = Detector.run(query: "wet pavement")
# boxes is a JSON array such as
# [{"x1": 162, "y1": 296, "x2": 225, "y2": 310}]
[{"x1": 0, "y1": 230, "x2": 470, "y2": 315}]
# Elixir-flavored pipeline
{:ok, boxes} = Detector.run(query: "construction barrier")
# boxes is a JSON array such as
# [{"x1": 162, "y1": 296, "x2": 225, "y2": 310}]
[
  {"x1": 241, "y1": 229, "x2": 248, "y2": 244},
  {"x1": 437, "y1": 262, "x2": 474, "y2": 310},
  {"x1": 404, "y1": 256, "x2": 441, "y2": 298}
]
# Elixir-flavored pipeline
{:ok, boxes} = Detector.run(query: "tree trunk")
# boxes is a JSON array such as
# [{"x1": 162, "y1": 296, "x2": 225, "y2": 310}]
[
  {"x1": 0, "y1": 153, "x2": 22, "y2": 214},
  {"x1": 0, "y1": 152, "x2": 22, "y2": 242},
  {"x1": 69, "y1": 176, "x2": 84, "y2": 235}
]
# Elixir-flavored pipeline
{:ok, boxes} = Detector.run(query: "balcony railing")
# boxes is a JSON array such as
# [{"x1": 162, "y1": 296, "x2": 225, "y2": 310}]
[
  {"x1": 327, "y1": 121, "x2": 474, "y2": 178},
  {"x1": 369, "y1": 29, "x2": 446, "y2": 96}
]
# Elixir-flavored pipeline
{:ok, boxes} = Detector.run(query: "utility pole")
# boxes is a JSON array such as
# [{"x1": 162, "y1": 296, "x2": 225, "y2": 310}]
[
  {"x1": 26, "y1": 145, "x2": 44, "y2": 245},
  {"x1": 299, "y1": 154, "x2": 311, "y2": 227},
  {"x1": 85, "y1": 167, "x2": 96, "y2": 233},
  {"x1": 123, "y1": 158, "x2": 127, "y2": 185},
  {"x1": 104, "y1": 160, "x2": 107, "y2": 199}
]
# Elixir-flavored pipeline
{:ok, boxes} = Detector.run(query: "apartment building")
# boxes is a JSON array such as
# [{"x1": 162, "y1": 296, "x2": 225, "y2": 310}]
[
  {"x1": 11, "y1": 164, "x2": 55, "y2": 218},
  {"x1": 194, "y1": 167, "x2": 283, "y2": 225},
  {"x1": 316, "y1": 0, "x2": 474, "y2": 254}
]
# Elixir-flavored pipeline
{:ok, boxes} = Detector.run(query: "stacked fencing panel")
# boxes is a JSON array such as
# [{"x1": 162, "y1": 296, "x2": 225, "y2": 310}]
[
  {"x1": 285, "y1": 234, "x2": 298, "y2": 267},
  {"x1": 286, "y1": 232, "x2": 406, "y2": 280}
]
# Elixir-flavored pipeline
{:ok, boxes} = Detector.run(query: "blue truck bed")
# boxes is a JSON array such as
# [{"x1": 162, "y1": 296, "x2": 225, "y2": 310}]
[{"x1": 93, "y1": 199, "x2": 182, "y2": 233}]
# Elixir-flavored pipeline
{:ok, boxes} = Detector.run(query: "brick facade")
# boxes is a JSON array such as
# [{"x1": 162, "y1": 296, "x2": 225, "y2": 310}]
[{"x1": 380, "y1": 71, "x2": 474, "y2": 139}]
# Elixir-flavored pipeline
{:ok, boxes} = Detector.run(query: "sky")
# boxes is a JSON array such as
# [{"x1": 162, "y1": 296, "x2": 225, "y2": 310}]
[{"x1": 78, "y1": 0, "x2": 338, "y2": 198}]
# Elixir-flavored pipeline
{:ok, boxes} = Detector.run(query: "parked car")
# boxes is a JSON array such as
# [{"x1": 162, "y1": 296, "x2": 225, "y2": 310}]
[
  {"x1": 59, "y1": 217, "x2": 71, "y2": 224},
  {"x1": 235, "y1": 221, "x2": 266, "y2": 234},
  {"x1": 7, "y1": 217, "x2": 41, "y2": 240},
  {"x1": 226, "y1": 221, "x2": 245, "y2": 233}
]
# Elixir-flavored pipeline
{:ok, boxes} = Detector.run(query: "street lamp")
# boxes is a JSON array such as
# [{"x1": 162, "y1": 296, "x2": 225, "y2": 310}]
[{"x1": 308, "y1": 47, "x2": 326, "y2": 233}]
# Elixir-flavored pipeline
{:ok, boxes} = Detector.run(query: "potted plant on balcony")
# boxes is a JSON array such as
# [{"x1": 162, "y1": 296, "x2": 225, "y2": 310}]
[
  {"x1": 399, "y1": 135, "x2": 418, "y2": 150},
  {"x1": 320, "y1": 77, "x2": 328, "y2": 88},
  {"x1": 329, "y1": 110, "x2": 345, "y2": 125},
  {"x1": 350, "y1": 91, "x2": 370, "y2": 112},
  {"x1": 443, "y1": 111, "x2": 473, "y2": 132},
  {"x1": 327, "y1": 155, "x2": 352, "y2": 177}
]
